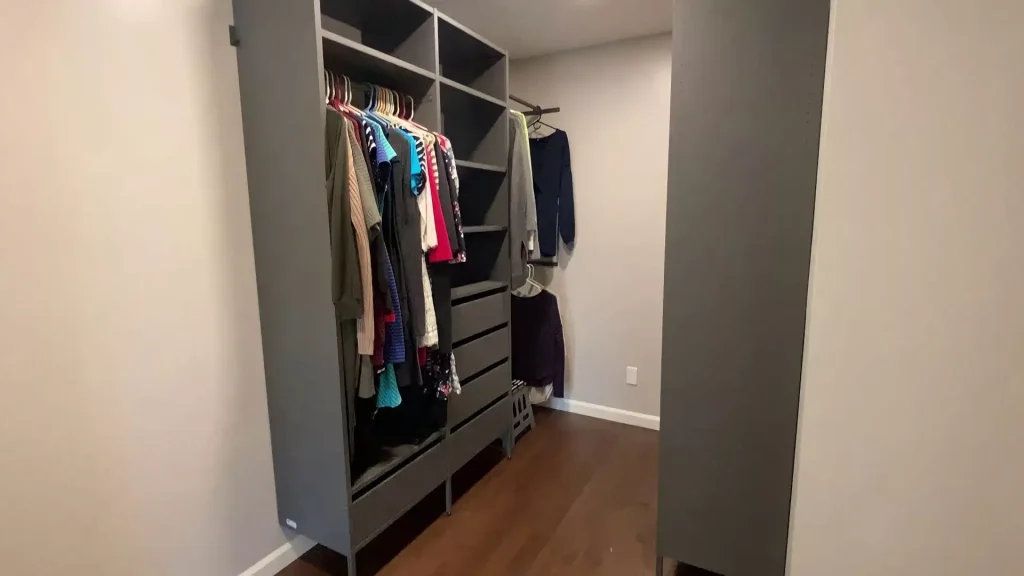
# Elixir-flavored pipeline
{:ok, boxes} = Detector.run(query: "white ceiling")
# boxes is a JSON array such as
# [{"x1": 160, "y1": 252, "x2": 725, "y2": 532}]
[{"x1": 426, "y1": 0, "x2": 672, "y2": 59}]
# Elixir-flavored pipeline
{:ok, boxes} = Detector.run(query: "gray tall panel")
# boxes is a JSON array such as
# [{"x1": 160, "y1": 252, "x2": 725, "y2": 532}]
[
  {"x1": 233, "y1": 0, "x2": 353, "y2": 554},
  {"x1": 656, "y1": 1, "x2": 831, "y2": 574}
]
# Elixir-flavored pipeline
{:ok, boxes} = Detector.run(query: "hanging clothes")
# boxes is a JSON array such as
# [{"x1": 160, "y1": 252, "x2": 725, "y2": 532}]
[
  {"x1": 432, "y1": 141, "x2": 459, "y2": 261},
  {"x1": 325, "y1": 108, "x2": 362, "y2": 320},
  {"x1": 342, "y1": 129, "x2": 375, "y2": 355},
  {"x1": 426, "y1": 143, "x2": 454, "y2": 263},
  {"x1": 511, "y1": 290, "x2": 566, "y2": 398},
  {"x1": 326, "y1": 107, "x2": 364, "y2": 461},
  {"x1": 386, "y1": 131, "x2": 427, "y2": 346},
  {"x1": 436, "y1": 135, "x2": 467, "y2": 263},
  {"x1": 529, "y1": 129, "x2": 575, "y2": 258},
  {"x1": 509, "y1": 111, "x2": 539, "y2": 285},
  {"x1": 345, "y1": 121, "x2": 382, "y2": 233},
  {"x1": 325, "y1": 78, "x2": 467, "y2": 479}
]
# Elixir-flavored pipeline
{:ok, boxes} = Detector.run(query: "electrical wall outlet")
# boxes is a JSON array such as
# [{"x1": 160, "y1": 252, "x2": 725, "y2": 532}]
[{"x1": 626, "y1": 366, "x2": 639, "y2": 386}]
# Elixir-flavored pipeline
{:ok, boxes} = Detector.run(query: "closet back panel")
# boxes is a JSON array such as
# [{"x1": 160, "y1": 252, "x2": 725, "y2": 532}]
[
  {"x1": 657, "y1": 0, "x2": 831, "y2": 574},
  {"x1": 456, "y1": 169, "x2": 509, "y2": 227},
  {"x1": 437, "y1": 14, "x2": 507, "y2": 100},
  {"x1": 320, "y1": 35, "x2": 437, "y2": 109},
  {"x1": 451, "y1": 233, "x2": 509, "y2": 286},
  {"x1": 440, "y1": 88, "x2": 508, "y2": 166},
  {"x1": 233, "y1": 0, "x2": 352, "y2": 554}
]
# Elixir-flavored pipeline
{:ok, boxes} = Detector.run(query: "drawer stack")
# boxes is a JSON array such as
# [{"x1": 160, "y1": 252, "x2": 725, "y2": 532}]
[{"x1": 450, "y1": 289, "x2": 511, "y2": 434}]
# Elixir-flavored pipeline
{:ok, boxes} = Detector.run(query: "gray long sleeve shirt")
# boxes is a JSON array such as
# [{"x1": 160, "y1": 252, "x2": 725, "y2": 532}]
[{"x1": 509, "y1": 111, "x2": 538, "y2": 286}]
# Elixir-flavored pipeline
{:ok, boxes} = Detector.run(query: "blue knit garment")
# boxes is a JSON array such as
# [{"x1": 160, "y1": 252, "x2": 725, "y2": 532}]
[
  {"x1": 377, "y1": 364, "x2": 402, "y2": 408},
  {"x1": 383, "y1": 252, "x2": 405, "y2": 364}
]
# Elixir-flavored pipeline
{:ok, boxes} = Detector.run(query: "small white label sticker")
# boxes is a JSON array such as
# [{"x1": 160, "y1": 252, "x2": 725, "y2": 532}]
[{"x1": 285, "y1": 518, "x2": 298, "y2": 529}]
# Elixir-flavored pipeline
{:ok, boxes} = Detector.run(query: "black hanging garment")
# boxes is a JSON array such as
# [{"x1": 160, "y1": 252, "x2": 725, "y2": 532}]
[
  {"x1": 511, "y1": 291, "x2": 565, "y2": 398},
  {"x1": 529, "y1": 129, "x2": 576, "y2": 258}
]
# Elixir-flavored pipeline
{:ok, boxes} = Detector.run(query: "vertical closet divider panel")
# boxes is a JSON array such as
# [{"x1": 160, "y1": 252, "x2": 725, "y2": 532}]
[
  {"x1": 233, "y1": 0, "x2": 513, "y2": 572},
  {"x1": 233, "y1": 0, "x2": 353, "y2": 556}
]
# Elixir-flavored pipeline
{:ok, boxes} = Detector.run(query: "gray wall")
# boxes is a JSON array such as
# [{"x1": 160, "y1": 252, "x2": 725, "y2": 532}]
[
  {"x1": 656, "y1": 0, "x2": 831, "y2": 574},
  {"x1": 509, "y1": 35, "x2": 672, "y2": 418}
]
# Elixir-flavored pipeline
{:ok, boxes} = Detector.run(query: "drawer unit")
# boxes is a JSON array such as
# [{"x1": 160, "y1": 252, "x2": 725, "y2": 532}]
[
  {"x1": 450, "y1": 398, "x2": 510, "y2": 471},
  {"x1": 350, "y1": 440, "x2": 447, "y2": 548},
  {"x1": 452, "y1": 292, "x2": 508, "y2": 343},
  {"x1": 448, "y1": 361, "x2": 510, "y2": 428},
  {"x1": 454, "y1": 327, "x2": 509, "y2": 380}
]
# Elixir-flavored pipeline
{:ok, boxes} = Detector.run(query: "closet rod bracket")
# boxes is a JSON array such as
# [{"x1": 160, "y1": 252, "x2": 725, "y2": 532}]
[{"x1": 228, "y1": 25, "x2": 241, "y2": 47}]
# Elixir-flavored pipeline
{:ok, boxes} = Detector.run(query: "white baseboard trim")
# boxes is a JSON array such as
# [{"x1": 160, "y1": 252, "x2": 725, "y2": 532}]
[
  {"x1": 543, "y1": 398, "x2": 660, "y2": 430},
  {"x1": 239, "y1": 535, "x2": 317, "y2": 576}
]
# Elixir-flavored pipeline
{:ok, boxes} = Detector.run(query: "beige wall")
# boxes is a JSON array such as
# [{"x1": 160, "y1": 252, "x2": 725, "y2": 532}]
[
  {"x1": 789, "y1": 1, "x2": 1024, "y2": 574},
  {"x1": 509, "y1": 35, "x2": 671, "y2": 417},
  {"x1": 0, "y1": 1, "x2": 289, "y2": 574}
]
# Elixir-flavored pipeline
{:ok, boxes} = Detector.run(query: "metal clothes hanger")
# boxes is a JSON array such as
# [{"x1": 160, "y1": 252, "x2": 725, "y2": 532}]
[
  {"x1": 513, "y1": 264, "x2": 545, "y2": 297},
  {"x1": 529, "y1": 112, "x2": 556, "y2": 135}
]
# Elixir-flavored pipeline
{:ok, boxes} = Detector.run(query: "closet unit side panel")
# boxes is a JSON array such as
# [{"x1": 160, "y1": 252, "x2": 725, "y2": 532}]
[
  {"x1": 233, "y1": 0, "x2": 352, "y2": 553},
  {"x1": 657, "y1": 0, "x2": 830, "y2": 574}
]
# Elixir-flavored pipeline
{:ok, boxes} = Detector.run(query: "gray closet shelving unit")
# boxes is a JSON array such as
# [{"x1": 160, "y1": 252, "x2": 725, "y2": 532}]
[{"x1": 232, "y1": 0, "x2": 513, "y2": 573}]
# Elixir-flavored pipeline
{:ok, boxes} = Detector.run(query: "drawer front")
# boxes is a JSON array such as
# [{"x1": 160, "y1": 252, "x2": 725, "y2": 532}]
[
  {"x1": 454, "y1": 327, "x2": 509, "y2": 380},
  {"x1": 449, "y1": 361, "x2": 510, "y2": 428},
  {"x1": 350, "y1": 441, "x2": 447, "y2": 548},
  {"x1": 450, "y1": 398, "x2": 510, "y2": 472},
  {"x1": 452, "y1": 292, "x2": 508, "y2": 343}
]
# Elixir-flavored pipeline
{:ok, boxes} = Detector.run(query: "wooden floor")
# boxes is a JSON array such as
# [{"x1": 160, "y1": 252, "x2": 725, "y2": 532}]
[{"x1": 279, "y1": 407, "x2": 659, "y2": 576}]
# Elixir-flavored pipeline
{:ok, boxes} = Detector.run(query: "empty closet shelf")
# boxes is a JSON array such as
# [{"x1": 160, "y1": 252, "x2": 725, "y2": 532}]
[
  {"x1": 439, "y1": 76, "x2": 506, "y2": 108},
  {"x1": 455, "y1": 159, "x2": 506, "y2": 173},
  {"x1": 320, "y1": 30, "x2": 436, "y2": 97}
]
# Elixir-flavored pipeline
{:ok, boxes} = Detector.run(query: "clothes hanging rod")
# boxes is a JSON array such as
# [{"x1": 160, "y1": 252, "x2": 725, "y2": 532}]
[
  {"x1": 510, "y1": 94, "x2": 561, "y2": 116},
  {"x1": 324, "y1": 70, "x2": 418, "y2": 98}
]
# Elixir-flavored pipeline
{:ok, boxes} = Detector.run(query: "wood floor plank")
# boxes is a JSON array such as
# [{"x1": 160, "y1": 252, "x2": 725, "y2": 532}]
[
  {"x1": 280, "y1": 408, "x2": 659, "y2": 576},
  {"x1": 525, "y1": 422, "x2": 659, "y2": 576}
]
